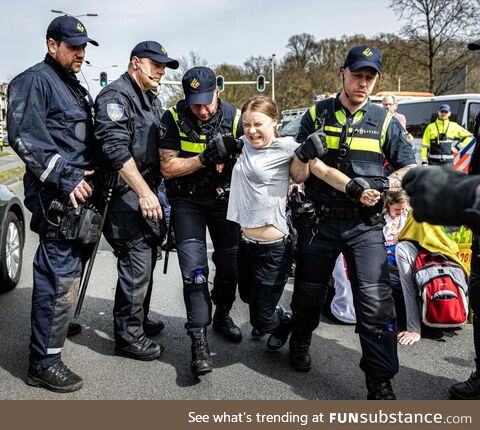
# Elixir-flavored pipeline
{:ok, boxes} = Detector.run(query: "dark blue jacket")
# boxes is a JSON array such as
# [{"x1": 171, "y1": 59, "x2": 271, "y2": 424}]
[
  {"x1": 7, "y1": 54, "x2": 94, "y2": 229},
  {"x1": 94, "y1": 72, "x2": 163, "y2": 240}
]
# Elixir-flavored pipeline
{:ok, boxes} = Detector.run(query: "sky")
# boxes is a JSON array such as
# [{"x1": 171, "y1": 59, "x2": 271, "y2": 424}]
[{"x1": 0, "y1": 0, "x2": 403, "y2": 97}]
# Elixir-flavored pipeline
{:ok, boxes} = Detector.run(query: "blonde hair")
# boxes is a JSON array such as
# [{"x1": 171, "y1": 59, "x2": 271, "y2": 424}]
[{"x1": 241, "y1": 95, "x2": 280, "y2": 137}]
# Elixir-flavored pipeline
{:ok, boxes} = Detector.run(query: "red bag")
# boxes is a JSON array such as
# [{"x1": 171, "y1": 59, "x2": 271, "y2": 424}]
[{"x1": 413, "y1": 251, "x2": 469, "y2": 328}]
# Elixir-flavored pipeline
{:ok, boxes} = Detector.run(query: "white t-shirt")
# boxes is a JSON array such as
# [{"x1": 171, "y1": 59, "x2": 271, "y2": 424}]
[{"x1": 227, "y1": 135, "x2": 298, "y2": 235}]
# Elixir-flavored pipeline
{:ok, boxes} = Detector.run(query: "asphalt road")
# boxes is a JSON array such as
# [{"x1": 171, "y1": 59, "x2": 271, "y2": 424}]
[{"x1": 0, "y1": 181, "x2": 476, "y2": 400}]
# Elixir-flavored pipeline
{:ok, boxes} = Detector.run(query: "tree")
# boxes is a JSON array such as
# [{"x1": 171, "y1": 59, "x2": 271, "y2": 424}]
[
  {"x1": 285, "y1": 33, "x2": 316, "y2": 70},
  {"x1": 389, "y1": 0, "x2": 480, "y2": 94}
]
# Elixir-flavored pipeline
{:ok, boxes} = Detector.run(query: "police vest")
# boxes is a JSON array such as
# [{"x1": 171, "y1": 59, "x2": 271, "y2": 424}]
[
  {"x1": 428, "y1": 121, "x2": 454, "y2": 160},
  {"x1": 304, "y1": 99, "x2": 392, "y2": 206},
  {"x1": 168, "y1": 103, "x2": 241, "y2": 158}
]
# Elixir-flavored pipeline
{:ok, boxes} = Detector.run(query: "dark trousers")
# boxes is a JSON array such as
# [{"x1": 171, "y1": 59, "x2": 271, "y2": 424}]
[
  {"x1": 238, "y1": 237, "x2": 293, "y2": 333},
  {"x1": 469, "y1": 235, "x2": 480, "y2": 364},
  {"x1": 30, "y1": 240, "x2": 85, "y2": 370},
  {"x1": 292, "y1": 217, "x2": 399, "y2": 380},
  {"x1": 107, "y1": 238, "x2": 157, "y2": 346},
  {"x1": 171, "y1": 197, "x2": 239, "y2": 332},
  {"x1": 428, "y1": 158, "x2": 454, "y2": 167}
]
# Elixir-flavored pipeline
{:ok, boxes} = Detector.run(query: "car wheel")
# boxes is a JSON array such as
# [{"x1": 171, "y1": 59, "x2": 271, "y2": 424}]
[{"x1": 0, "y1": 211, "x2": 24, "y2": 292}]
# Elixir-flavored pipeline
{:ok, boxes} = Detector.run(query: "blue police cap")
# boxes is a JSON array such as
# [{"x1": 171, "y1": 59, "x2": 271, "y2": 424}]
[
  {"x1": 439, "y1": 104, "x2": 451, "y2": 112},
  {"x1": 344, "y1": 45, "x2": 382, "y2": 74},
  {"x1": 46, "y1": 16, "x2": 98, "y2": 47},
  {"x1": 182, "y1": 66, "x2": 217, "y2": 107},
  {"x1": 130, "y1": 41, "x2": 179, "y2": 69}
]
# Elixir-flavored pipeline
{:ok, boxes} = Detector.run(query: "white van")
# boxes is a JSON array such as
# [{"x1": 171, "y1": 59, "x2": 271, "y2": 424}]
[{"x1": 397, "y1": 94, "x2": 480, "y2": 171}]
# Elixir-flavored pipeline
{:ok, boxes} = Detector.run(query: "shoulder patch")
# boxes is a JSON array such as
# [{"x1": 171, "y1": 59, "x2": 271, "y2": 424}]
[
  {"x1": 106, "y1": 103, "x2": 124, "y2": 121},
  {"x1": 159, "y1": 123, "x2": 167, "y2": 139}
]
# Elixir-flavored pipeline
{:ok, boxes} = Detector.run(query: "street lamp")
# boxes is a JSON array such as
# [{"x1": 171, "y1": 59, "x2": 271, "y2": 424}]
[
  {"x1": 271, "y1": 54, "x2": 276, "y2": 102},
  {"x1": 51, "y1": 9, "x2": 98, "y2": 17}
]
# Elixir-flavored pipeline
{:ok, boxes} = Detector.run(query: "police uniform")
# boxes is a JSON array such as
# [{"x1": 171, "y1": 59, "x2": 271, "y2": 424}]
[
  {"x1": 94, "y1": 42, "x2": 178, "y2": 355},
  {"x1": 290, "y1": 46, "x2": 416, "y2": 398},
  {"x1": 160, "y1": 98, "x2": 242, "y2": 328},
  {"x1": 7, "y1": 16, "x2": 98, "y2": 392},
  {"x1": 422, "y1": 108, "x2": 472, "y2": 166}
]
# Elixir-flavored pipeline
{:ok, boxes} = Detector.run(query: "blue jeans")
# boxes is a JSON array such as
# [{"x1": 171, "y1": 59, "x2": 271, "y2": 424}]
[{"x1": 238, "y1": 236, "x2": 293, "y2": 332}]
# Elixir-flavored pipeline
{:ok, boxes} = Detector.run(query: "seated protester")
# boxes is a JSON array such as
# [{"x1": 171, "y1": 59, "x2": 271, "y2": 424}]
[
  {"x1": 383, "y1": 190, "x2": 410, "y2": 328},
  {"x1": 225, "y1": 95, "x2": 379, "y2": 350},
  {"x1": 395, "y1": 212, "x2": 469, "y2": 345}
]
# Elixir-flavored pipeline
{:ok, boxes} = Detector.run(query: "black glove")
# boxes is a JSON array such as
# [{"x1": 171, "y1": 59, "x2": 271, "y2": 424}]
[
  {"x1": 367, "y1": 177, "x2": 390, "y2": 193},
  {"x1": 202, "y1": 134, "x2": 243, "y2": 164},
  {"x1": 345, "y1": 177, "x2": 371, "y2": 202},
  {"x1": 294, "y1": 131, "x2": 327, "y2": 163},
  {"x1": 402, "y1": 166, "x2": 480, "y2": 229},
  {"x1": 198, "y1": 151, "x2": 214, "y2": 168}
]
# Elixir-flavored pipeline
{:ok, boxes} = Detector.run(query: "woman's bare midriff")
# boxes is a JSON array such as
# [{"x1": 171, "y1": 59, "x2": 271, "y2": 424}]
[{"x1": 241, "y1": 225, "x2": 285, "y2": 241}]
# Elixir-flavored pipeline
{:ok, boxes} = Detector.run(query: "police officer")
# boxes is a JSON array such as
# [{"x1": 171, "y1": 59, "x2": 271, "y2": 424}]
[
  {"x1": 422, "y1": 104, "x2": 473, "y2": 166},
  {"x1": 289, "y1": 45, "x2": 417, "y2": 399},
  {"x1": 159, "y1": 66, "x2": 243, "y2": 377},
  {"x1": 94, "y1": 41, "x2": 178, "y2": 360},
  {"x1": 7, "y1": 16, "x2": 98, "y2": 392}
]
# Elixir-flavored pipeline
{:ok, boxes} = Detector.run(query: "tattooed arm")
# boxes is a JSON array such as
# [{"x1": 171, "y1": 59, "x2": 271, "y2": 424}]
[{"x1": 159, "y1": 149, "x2": 205, "y2": 179}]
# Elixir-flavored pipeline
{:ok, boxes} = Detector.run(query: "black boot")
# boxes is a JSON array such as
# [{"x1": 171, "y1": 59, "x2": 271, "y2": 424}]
[
  {"x1": 450, "y1": 360, "x2": 480, "y2": 399},
  {"x1": 190, "y1": 328, "x2": 213, "y2": 377},
  {"x1": 67, "y1": 322, "x2": 82, "y2": 337},
  {"x1": 115, "y1": 335, "x2": 163, "y2": 361},
  {"x1": 212, "y1": 305, "x2": 242, "y2": 343},
  {"x1": 144, "y1": 317, "x2": 165, "y2": 336},
  {"x1": 289, "y1": 332, "x2": 312, "y2": 372},
  {"x1": 26, "y1": 362, "x2": 83, "y2": 393},
  {"x1": 366, "y1": 376, "x2": 396, "y2": 400},
  {"x1": 267, "y1": 305, "x2": 292, "y2": 351}
]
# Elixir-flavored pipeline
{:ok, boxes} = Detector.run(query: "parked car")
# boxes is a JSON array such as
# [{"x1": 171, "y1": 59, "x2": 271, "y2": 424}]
[{"x1": 0, "y1": 185, "x2": 25, "y2": 292}]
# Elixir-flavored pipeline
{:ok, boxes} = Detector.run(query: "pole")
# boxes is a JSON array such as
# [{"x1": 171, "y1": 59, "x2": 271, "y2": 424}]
[{"x1": 271, "y1": 54, "x2": 276, "y2": 102}]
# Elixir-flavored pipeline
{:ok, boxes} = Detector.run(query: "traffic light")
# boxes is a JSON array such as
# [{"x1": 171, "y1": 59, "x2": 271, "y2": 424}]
[
  {"x1": 100, "y1": 72, "x2": 108, "y2": 87},
  {"x1": 256, "y1": 74, "x2": 266, "y2": 92},
  {"x1": 216, "y1": 75, "x2": 225, "y2": 92}
]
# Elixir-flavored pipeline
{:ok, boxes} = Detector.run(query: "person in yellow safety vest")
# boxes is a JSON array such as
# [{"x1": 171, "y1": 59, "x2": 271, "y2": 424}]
[{"x1": 422, "y1": 104, "x2": 473, "y2": 166}]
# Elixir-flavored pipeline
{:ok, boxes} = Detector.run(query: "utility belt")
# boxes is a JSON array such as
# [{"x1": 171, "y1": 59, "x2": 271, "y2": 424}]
[
  {"x1": 41, "y1": 199, "x2": 102, "y2": 245},
  {"x1": 166, "y1": 179, "x2": 230, "y2": 202}
]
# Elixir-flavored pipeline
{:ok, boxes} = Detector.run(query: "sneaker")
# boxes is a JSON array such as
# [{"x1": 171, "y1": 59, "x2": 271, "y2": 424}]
[
  {"x1": 251, "y1": 328, "x2": 266, "y2": 340},
  {"x1": 450, "y1": 370, "x2": 480, "y2": 400},
  {"x1": 115, "y1": 335, "x2": 163, "y2": 361},
  {"x1": 26, "y1": 362, "x2": 83, "y2": 393},
  {"x1": 366, "y1": 377, "x2": 396, "y2": 400},
  {"x1": 266, "y1": 306, "x2": 292, "y2": 351}
]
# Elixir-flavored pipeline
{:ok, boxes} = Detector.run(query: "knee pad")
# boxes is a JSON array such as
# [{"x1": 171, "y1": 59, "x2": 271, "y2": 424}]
[
  {"x1": 356, "y1": 283, "x2": 396, "y2": 332},
  {"x1": 177, "y1": 238, "x2": 208, "y2": 284},
  {"x1": 292, "y1": 280, "x2": 328, "y2": 309},
  {"x1": 212, "y1": 246, "x2": 238, "y2": 280}
]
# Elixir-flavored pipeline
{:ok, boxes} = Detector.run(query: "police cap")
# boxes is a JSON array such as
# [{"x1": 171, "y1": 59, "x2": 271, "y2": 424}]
[
  {"x1": 182, "y1": 66, "x2": 217, "y2": 107},
  {"x1": 130, "y1": 41, "x2": 179, "y2": 69},
  {"x1": 343, "y1": 44, "x2": 382, "y2": 74},
  {"x1": 46, "y1": 16, "x2": 98, "y2": 47}
]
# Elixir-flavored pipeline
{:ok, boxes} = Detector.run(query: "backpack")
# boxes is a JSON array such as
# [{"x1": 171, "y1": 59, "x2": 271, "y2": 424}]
[{"x1": 413, "y1": 251, "x2": 469, "y2": 328}]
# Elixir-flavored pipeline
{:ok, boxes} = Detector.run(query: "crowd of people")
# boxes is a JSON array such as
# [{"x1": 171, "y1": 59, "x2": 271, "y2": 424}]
[{"x1": 6, "y1": 15, "x2": 480, "y2": 400}]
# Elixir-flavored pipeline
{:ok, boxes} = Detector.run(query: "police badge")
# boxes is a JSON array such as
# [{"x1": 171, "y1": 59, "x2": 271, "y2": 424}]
[
  {"x1": 159, "y1": 123, "x2": 167, "y2": 139},
  {"x1": 107, "y1": 103, "x2": 125, "y2": 121}
]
